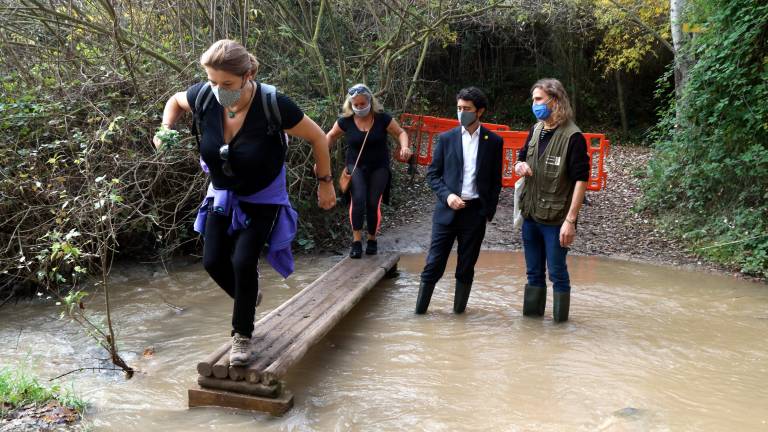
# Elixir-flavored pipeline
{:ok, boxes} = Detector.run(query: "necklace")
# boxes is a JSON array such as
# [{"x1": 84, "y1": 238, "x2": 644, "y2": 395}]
[{"x1": 227, "y1": 81, "x2": 256, "y2": 118}]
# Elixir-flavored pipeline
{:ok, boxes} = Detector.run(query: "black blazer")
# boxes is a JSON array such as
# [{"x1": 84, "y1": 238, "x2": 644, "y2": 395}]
[{"x1": 427, "y1": 125, "x2": 504, "y2": 225}]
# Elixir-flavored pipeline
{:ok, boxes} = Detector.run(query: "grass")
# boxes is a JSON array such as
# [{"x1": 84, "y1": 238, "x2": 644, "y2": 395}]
[{"x1": 0, "y1": 366, "x2": 86, "y2": 417}]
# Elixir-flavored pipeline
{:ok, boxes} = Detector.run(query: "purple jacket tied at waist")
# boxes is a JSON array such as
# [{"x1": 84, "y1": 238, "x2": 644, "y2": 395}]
[{"x1": 194, "y1": 166, "x2": 298, "y2": 278}]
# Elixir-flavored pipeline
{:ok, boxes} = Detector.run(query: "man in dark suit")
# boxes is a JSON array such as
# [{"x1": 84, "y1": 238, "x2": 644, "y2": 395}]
[{"x1": 416, "y1": 87, "x2": 504, "y2": 314}]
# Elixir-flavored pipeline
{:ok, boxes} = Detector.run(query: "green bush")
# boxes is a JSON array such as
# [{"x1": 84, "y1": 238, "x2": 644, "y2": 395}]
[{"x1": 642, "y1": 0, "x2": 768, "y2": 276}]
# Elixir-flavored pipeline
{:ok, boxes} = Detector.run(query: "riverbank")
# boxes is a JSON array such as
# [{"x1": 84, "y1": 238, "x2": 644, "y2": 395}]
[{"x1": 0, "y1": 368, "x2": 84, "y2": 431}]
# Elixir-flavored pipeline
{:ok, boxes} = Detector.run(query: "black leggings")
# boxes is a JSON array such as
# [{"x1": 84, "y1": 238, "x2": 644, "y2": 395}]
[
  {"x1": 348, "y1": 165, "x2": 389, "y2": 235},
  {"x1": 202, "y1": 203, "x2": 278, "y2": 338}
]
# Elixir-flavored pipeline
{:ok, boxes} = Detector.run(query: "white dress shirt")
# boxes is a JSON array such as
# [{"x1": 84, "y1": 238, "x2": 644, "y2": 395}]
[{"x1": 460, "y1": 126, "x2": 480, "y2": 200}]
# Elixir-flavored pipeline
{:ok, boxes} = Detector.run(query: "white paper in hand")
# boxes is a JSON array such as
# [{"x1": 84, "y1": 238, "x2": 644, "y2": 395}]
[{"x1": 513, "y1": 177, "x2": 525, "y2": 230}]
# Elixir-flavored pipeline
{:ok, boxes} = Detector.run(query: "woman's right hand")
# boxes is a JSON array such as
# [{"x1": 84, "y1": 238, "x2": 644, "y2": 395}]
[
  {"x1": 317, "y1": 182, "x2": 337, "y2": 209},
  {"x1": 153, "y1": 133, "x2": 163, "y2": 151}
]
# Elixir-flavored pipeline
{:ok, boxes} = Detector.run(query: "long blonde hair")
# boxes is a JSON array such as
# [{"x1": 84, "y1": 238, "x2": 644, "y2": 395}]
[
  {"x1": 531, "y1": 78, "x2": 575, "y2": 126},
  {"x1": 341, "y1": 84, "x2": 384, "y2": 117},
  {"x1": 200, "y1": 39, "x2": 259, "y2": 76}
]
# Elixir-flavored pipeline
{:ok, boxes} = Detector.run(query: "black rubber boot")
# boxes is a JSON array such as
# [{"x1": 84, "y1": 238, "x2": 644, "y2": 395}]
[
  {"x1": 365, "y1": 239, "x2": 378, "y2": 255},
  {"x1": 553, "y1": 291, "x2": 570, "y2": 323},
  {"x1": 349, "y1": 241, "x2": 362, "y2": 259},
  {"x1": 522, "y1": 284, "x2": 546, "y2": 317},
  {"x1": 415, "y1": 281, "x2": 436, "y2": 314},
  {"x1": 453, "y1": 280, "x2": 472, "y2": 314}
]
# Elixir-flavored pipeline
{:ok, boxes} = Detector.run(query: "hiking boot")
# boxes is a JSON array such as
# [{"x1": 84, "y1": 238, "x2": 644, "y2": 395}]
[
  {"x1": 415, "y1": 281, "x2": 436, "y2": 314},
  {"x1": 349, "y1": 241, "x2": 363, "y2": 259},
  {"x1": 523, "y1": 284, "x2": 546, "y2": 317},
  {"x1": 553, "y1": 291, "x2": 570, "y2": 323},
  {"x1": 453, "y1": 280, "x2": 472, "y2": 314},
  {"x1": 365, "y1": 239, "x2": 378, "y2": 255},
  {"x1": 229, "y1": 333, "x2": 251, "y2": 366}
]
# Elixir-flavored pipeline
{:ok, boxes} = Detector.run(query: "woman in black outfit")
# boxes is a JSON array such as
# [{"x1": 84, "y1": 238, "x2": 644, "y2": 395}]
[
  {"x1": 153, "y1": 40, "x2": 336, "y2": 365},
  {"x1": 326, "y1": 84, "x2": 412, "y2": 258}
]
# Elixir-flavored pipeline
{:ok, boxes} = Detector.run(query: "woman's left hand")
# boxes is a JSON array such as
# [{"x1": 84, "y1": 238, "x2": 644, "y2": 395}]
[
  {"x1": 559, "y1": 220, "x2": 576, "y2": 247},
  {"x1": 399, "y1": 146, "x2": 413, "y2": 161}
]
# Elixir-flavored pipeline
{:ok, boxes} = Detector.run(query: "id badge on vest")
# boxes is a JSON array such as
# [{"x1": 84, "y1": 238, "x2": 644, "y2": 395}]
[{"x1": 544, "y1": 155, "x2": 561, "y2": 175}]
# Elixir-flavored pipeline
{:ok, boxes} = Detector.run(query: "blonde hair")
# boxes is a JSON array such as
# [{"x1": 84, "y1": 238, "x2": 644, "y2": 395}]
[
  {"x1": 341, "y1": 84, "x2": 384, "y2": 117},
  {"x1": 200, "y1": 39, "x2": 259, "y2": 76},
  {"x1": 530, "y1": 78, "x2": 575, "y2": 126}
]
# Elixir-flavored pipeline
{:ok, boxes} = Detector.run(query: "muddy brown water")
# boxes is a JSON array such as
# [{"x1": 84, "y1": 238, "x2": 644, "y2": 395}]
[{"x1": 1, "y1": 252, "x2": 767, "y2": 431}]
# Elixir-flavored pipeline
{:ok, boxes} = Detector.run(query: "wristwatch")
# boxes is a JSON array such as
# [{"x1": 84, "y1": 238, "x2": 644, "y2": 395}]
[{"x1": 316, "y1": 174, "x2": 333, "y2": 183}]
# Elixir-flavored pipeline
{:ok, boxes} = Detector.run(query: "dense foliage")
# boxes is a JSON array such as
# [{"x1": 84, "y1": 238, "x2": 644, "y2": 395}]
[
  {"x1": 642, "y1": 0, "x2": 768, "y2": 276},
  {"x1": 1, "y1": 0, "x2": 676, "y2": 298}
]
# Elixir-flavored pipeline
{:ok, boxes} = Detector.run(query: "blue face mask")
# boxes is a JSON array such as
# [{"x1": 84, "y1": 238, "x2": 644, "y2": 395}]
[{"x1": 532, "y1": 98, "x2": 553, "y2": 120}]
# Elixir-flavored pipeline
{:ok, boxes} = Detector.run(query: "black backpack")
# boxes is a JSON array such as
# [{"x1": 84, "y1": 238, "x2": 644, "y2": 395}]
[{"x1": 190, "y1": 81, "x2": 286, "y2": 151}]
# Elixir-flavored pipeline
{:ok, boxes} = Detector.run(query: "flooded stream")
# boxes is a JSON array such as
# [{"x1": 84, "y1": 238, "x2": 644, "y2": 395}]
[{"x1": 1, "y1": 252, "x2": 767, "y2": 431}]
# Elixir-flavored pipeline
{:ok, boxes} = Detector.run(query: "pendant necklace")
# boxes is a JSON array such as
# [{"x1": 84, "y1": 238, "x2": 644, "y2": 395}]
[{"x1": 227, "y1": 81, "x2": 256, "y2": 118}]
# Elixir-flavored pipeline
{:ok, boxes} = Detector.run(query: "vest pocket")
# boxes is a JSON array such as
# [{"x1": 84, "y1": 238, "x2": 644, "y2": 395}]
[{"x1": 534, "y1": 193, "x2": 568, "y2": 222}]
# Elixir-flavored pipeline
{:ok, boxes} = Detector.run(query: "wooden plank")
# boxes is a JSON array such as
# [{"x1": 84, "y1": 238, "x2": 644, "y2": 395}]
[
  {"x1": 212, "y1": 349, "x2": 231, "y2": 379},
  {"x1": 188, "y1": 386, "x2": 293, "y2": 416},
  {"x1": 262, "y1": 254, "x2": 399, "y2": 382},
  {"x1": 244, "y1": 256, "x2": 379, "y2": 383},
  {"x1": 194, "y1": 251, "x2": 400, "y2": 414},
  {"x1": 197, "y1": 342, "x2": 230, "y2": 377},
  {"x1": 197, "y1": 376, "x2": 280, "y2": 398},
  {"x1": 228, "y1": 364, "x2": 247, "y2": 381},
  {"x1": 245, "y1": 269, "x2": 364, "y2": 382}
]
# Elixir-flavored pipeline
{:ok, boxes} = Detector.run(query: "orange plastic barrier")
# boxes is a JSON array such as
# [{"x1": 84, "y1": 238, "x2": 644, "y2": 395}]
[
  {"x1": 398, "y1": 114, "x2": 609, "y2": 191},
  {"x1": 397, "y1": 114, "x2": 509, "y2": 165}
]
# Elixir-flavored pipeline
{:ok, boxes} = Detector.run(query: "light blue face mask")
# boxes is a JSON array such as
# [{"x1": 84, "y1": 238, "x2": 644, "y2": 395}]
[
  {"x1": 532, "y1": 98, "x2": 553, "y2": 120},
  {"x1": 457, "y1": 110, "x2": 477, "y2": 128}
]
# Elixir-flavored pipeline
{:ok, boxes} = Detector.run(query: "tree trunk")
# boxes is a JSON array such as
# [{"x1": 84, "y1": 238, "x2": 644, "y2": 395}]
[
  {"x1": 670, "y1": 0, "x2": 690, "y2": 121},
  {"x1": 615, "y1": 69, "x2": 628, "y2": 137}
]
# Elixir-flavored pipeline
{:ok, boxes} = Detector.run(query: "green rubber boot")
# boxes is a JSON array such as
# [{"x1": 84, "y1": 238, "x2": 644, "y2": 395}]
[
  {"x1": 453, "y1": 280, "x2": 473, "y2": 314},
  {"x1": 553, "y1": 291, "x2": 570, "y2": 323},
  {"x1": 522, "y1": 284, "x2": 546, "y2": 317},
  {"x1": 415, "y1": 282, "x2": 436, "y2": 314}
]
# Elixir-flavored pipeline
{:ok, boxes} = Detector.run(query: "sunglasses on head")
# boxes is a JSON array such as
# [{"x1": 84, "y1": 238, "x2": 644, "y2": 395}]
[{"x1": 347, "y1": 85, "x2": 370, "y2": 96}]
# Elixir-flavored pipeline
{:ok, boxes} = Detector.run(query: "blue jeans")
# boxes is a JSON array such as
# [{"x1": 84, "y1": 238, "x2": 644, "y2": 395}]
[{"x1": 521, "y1": 218, "x2": 570, "y2": 293}]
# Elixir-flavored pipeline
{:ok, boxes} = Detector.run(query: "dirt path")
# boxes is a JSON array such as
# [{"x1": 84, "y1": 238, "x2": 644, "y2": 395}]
[{"x1": 378, "y1": 145, "x2": 749, "y2": 279}]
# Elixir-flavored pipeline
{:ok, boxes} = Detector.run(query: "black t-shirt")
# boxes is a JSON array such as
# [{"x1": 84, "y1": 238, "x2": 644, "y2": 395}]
[
  {"x1": 337, "y1": 112, "x2": 393, "y2": 168},
  {"x1": 187, "y1": 82, "x2": 304, "y2": 194},
  {"x1": 517, "y1": 125, "x2": 590, "y2": 182}
]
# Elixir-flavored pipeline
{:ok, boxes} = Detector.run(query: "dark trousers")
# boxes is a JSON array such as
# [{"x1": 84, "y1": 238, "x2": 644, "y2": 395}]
[
  {"x1": 421, "y1": 201, "x2": 487, "y2": 285},
  {"x1": 202, "y1": 203, "x2": 278, "y2": 338},
  {"x1": 349, "y1": 164, "x2": 389, "y2": 235}
]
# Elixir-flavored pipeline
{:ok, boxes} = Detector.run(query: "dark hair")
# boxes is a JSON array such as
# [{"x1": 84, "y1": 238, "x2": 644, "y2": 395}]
[{"x1": 456, "y1": 87, "x2": 488, "y2": 111}]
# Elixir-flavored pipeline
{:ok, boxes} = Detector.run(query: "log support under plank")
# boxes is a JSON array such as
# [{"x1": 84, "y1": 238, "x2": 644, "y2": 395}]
[{"x1": 188, "y1": 386, "x2": 293, "y2": 417}]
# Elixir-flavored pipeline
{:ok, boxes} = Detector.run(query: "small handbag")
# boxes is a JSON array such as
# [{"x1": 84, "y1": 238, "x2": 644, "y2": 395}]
[{"x1": 339, "y1": 121, "x2": 372, "y2": 194}]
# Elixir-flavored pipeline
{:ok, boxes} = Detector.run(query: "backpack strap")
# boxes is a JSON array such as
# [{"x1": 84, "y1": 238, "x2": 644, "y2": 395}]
[
  {"x1": 259, "y1": 83, "x2": 287, "y2": 151},
  {"x1": 191, "y1": 82, "x2": 214, "y2": 150}
]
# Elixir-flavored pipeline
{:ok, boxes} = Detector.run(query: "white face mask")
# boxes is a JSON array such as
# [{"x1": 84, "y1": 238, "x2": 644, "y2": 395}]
[{"x1": 352, "y1": 104, "x2": 371, "y2": 117}]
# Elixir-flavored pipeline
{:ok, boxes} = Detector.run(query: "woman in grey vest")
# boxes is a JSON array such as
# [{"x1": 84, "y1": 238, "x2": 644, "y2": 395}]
[{"x1": 513, "y1": 78, "x2": 590, "y2": 322}]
